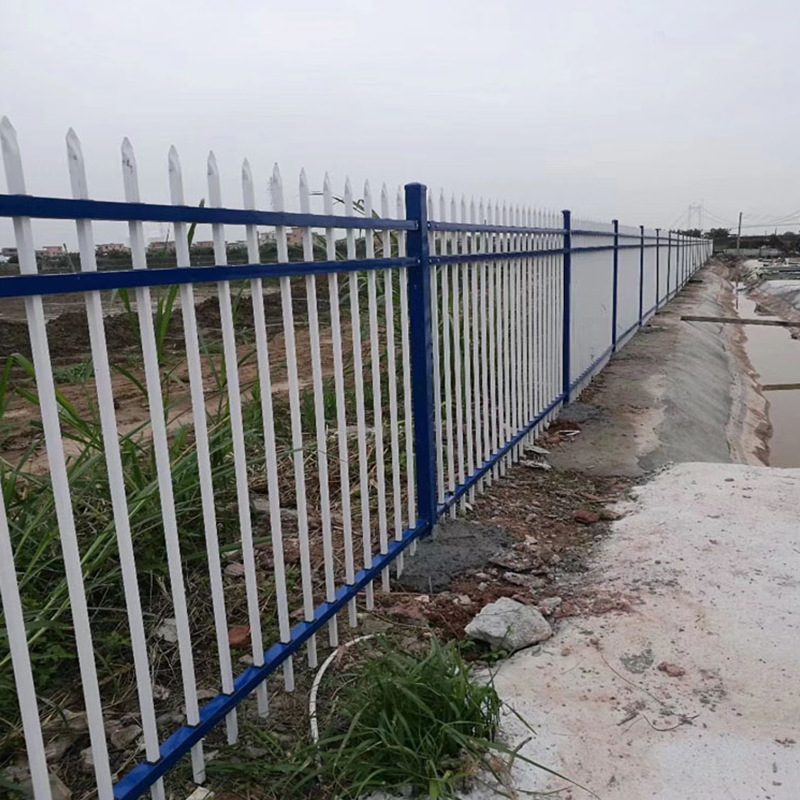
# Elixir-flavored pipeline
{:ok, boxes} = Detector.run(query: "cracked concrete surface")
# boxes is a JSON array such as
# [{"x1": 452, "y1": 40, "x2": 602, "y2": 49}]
[{"x1": 469, "y1": 463, "x2": 800, "y2": 800}]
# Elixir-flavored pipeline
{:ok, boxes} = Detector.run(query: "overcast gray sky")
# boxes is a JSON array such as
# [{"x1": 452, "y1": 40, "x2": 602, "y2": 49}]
[{"x1": 1, "y1": 0, "x2": 798, "y2": 248}]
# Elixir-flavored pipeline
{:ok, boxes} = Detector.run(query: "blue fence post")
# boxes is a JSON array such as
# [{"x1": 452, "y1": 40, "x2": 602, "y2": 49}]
[
  {"x1": 638, "y1": 224, "x2": 645, "y2": 326},
  {"x1": 404, "y1": 183, "x2": 438, "y2": 529},
  {"x1": 655, "y1": 228, "x2": 660, "y2": 309},
  {"x1": 611, "y1": 219, "x2": 619, "y2": 352},
  {"x1": 561, "y1": 209, "x2": 572, "y2": 404}
]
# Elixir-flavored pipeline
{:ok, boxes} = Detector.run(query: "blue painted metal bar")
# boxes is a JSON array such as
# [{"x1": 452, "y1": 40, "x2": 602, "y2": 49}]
[
  {"x1": 561, "y1": 210, "x2": 572, "y2": 404},
  {"x1": 112, "y1": 516, "x2": 432, "y2": 800},
  {"x1": 405, "y1": 183, "x2": 438, "y2": 528},
  {"x1": 638, "y1": 225, "x2": 645, "y2": 326},
  {"x1": 0, "y1": 193, "x2": 417, "y2": 231},
  {"x1": 0, "y1": 257, "x2": 416, "y2": 299},
  {"x1": 611, "y1": 219, "x2": 619, "y2": 352},
  {"x1": 429, "y1": 242, "x2": 663, "y2": 266},
  {"x1": 429, "y1": 221, "x2": 566, "y2": 235}
]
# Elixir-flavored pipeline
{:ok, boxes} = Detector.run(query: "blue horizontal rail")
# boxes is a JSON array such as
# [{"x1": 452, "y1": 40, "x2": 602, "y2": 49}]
[
  {"x1": 0, "y1": 194, "x2": 418, "y2": 231},
  {"x1": 429, "y1": 221, "x2": 566, "y2": 235},
  {"x1": 114, "y1": 516, "x2": 432, "y2": 800},
  {"x1": 0, "y1": 257, "x2": 417, "y2": 298}
]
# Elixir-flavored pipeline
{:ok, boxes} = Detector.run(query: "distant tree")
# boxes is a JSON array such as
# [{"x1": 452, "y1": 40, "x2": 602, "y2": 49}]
[
  {"x1": 706, "y1": 227, "x2": 731, "y2": 240},
  {"x1": 676, "y1": 228, "x2": 702, "y2": 238}
]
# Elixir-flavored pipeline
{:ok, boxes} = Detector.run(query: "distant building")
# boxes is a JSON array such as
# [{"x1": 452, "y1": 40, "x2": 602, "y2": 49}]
[
  {"x1": 96, "y1": 242, "x2": 130, "y2": 256},
  {"x1": 148, "y1": 239, "x2": 176, "y2": 253},
  {"x1": 39, "y1": 245, "x2": 64, "y2": 258},
  {"x1": 191, "y1": 240, "x2": 214, "y2": 250},
  {"x1": 286, "y1": 227, "x2": 304, "y2": 247},
  {"x1": 258, "y1": 231, "x2": 275, "y2": 245},
  {"x1": 1, "y1": 247, "x2": 17, "y2": 258}
]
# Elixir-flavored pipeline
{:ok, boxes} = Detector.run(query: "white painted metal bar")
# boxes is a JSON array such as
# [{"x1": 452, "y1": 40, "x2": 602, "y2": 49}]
[
  {"x1": 429, "y1": 192, "x2": 445, "y2": 508},
  {"x1": 486, "y1": 202, "x2": 498, "y2": 475},
  {"x1": 299, "y1": 169, "x2": 338, "y2": 646},
  {"x1": 272, "y1": 164, "x2": 317, "y2": 665},
  {"x1": 363, "y1": 181, "x2": 390, "y2": 591},
  {"x1": 470, "y1": 198, "x2": 483, "y2": 495},
  {"x1": 381, "y1": 185, "x2": 404, "y2": 574},
  {"x1": 242, "y1": 158, "x2": 291, "y2": 698},
  {"x1": 450, "y1": 195, "x2": 465, "y2": 509},
  {"x1": 502, "y1": 203, "x2": 511, "y2": 466},
  {"x1": 67, "y1": 130, "x2": 165, "y2": 800},
  {"x1": 345, "y1": 177, "x2": 375, "y2": 610},
  {"x1": 324, "y1": 174, "x2": 357, "y2": 626},
  {"x1": 460, "y1": 196, "x2": 474, "y2": 503},
  {"x1": 0, "y1": 492, "x2": 51, "y2": 800},
  {"x1": 1, "y1": 118, "x2": 115, "y2": 800},
  {"x1": 169, "y1": 147, "x2": 238, "y2": 744},
  {"x1": 122, "y1": 138, "x2": 205, "y2": 780},
  {"x1": 479, "y1": 199, "x2": 491, "y2": 486},
  {"x1": 439, "y1": 191, "x2": 456, "y2": 517},
  {"x1": 208, "y1": 152, "x2": 269, "y2": 719},
  {"x1": 396, "y1": 187, "x2": 417, "y2": 555}
]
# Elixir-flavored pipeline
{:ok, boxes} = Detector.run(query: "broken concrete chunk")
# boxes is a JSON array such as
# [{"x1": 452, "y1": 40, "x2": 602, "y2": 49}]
[{"x1": 465, "y1": 597, "x2": 552, "y2": 651}]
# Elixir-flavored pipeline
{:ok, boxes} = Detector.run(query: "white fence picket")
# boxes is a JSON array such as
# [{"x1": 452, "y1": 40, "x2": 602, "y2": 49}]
[
  {"x1": 241, "y1": 157, "x2": 283, "y2": 706},
  {"x1": 68, "y1": 130, "x2": 166, "y2": 800},
  {"x1": 1, "y1": 118, "x2": 115, "y2": 799},
  {"x1": 300, "y1": 168, "x2": 339, "y2": 646},
  {"x1": 170, "y1": 147, "x2": 239, "y2": 744},
  {"x1": 324, "y1": 173, "x2": 358, "y2": 626},
  {"x1": 208, "y1": 151, "x2": 267, "y2": 725},
  {"x1": 122, "y1": 138, "x2": 206, "y2": 781},
  {"x1": 344, "y1": 177, "x2": 375, "y2": 610},
  {"x1": 272, "y1": 164, "x2": 317, "y2": 667},
  {"x1": 381, "y1": 184, "x2": 404, "y2": 574}
]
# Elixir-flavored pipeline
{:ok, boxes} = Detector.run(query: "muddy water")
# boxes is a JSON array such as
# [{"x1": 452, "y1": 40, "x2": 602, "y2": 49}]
[{"x1": 736, "y1": 291, "x2": 800, "y2": 467}]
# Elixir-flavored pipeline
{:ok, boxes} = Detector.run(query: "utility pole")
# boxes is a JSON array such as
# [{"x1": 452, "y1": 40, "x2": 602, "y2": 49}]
[{"x1": 736, "y1": 211, "x2": 743, "y2": 255}]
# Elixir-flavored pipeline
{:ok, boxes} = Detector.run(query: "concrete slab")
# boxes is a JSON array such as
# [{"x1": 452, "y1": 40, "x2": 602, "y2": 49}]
[{"x1": 467, "y1": 463, "x2": 800, "y2": 800}]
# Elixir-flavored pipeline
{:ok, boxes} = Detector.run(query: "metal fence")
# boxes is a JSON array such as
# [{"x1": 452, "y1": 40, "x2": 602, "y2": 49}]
[{"x1": 0, "y1": 117, "x2": 711, "y2": 800}]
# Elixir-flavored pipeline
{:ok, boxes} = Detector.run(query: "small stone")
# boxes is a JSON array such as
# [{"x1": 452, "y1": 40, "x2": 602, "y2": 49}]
[
  {"x1": 415, "y1": 594, "x2": 430, "y2": 604},
  {"x1": 251, "y1": 496, "x2": 298, "y2": 520},
  {"x1": 657, "y1": 661, "x2": 686, "y2": 678},
  {"x1": 538, "y1": 596, "x2": 563, "y2": 617},
  {"x1": 156, "y1": 711, "x2": 185, "y2": 727},
  {"x1": 196, "y1": 688, "x2": 218, "y2": 701},
  {"x1": 588, "y1": 636, "x2": 601, "y2": 647},
  {"x1": 80, "y1": 745, "x2": 95, "y2": 773},
  {"x1": 362, "y1": 616, "x2": 393, "y2": 634},
  {"x1": 573, "y1": 509, "x2": 600, "y2": 525},
  {"x1": 561, "y1": 646, "x2": 572, "y2": 656},
  {"x1": 45, "y1": 732, "x2": 79, "y2": 761},
  {"x1": 525, "y1": 513, "x2": 537, "y2": 523},
  {"x1": 599, "y1": 509, "x2": 621, "y2": 521},
  {"x1": 224, "y1": 562, "x2": 246, "y2": 578},
  {"x1": 456, "y1": 594, "x2": 473, "y2": 605},
  {"x1": 239, "y1": 654, "x2": 255, "y2": 666},
  {"x1": 156, "y1": 618, "x2": 179, "y2": 643},
  {"x1": 27, "y1": 772, "x2": 72, "y2": 800},
  {"x1": 228, "y1": 625, "x2": 251, "y2": 649},
  {"x1": 477, "y1": 582, "x2": 488, "y2": 591},
  {"x1": 465, "y1": 597, "x2": 552, "y2": 651},
  {"x1": 245, "y1": 746, "x2": 269, "y2": 759},
  {"x1": 474, "y1": 572, "x2": 489, "y2": 580},
  {"x1": 110, "y1": 723, "x2": 142, "y2": 751}
]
